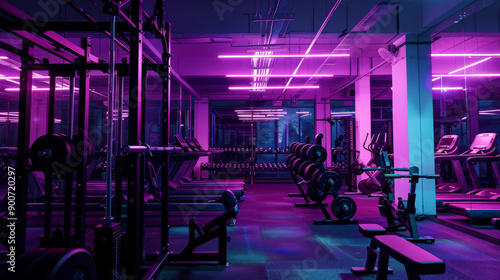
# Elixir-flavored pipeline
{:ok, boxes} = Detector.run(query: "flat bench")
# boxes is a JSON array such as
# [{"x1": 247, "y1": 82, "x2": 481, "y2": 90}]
[
  {"x1": 351, "y1": 224, "x2": 391, "y2": 274},
  {"x1": 374, "y1": 235, "x2": 445, "y2": 280}
]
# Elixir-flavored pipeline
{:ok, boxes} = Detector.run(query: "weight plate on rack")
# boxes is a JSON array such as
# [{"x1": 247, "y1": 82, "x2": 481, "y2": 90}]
[
  {"x1": 307, "y1": 145, "x2": 327, "y2": 164},
  {"x1": 285, "y1": 154, "x2": 294, "y2": 166},
  {"x1": 304, "y1": 164, "x2": 318, "y2": 181},
  {"x1": 318, "y1": 171, "x2": 342, "y2": 194},
  {"x1": 300, "y1": 144, "x2": 312, "y2": 160},
  {"x1": 298, "y1": 162, "x2": 310, "y2": 178},
  {"x1": 311, "y1": 169, "x2": 321, "y2": 188},
  {"x1": 293, "y1": 159, "x2": 305, "y2": 175},
  {"x1": 331, "y1": 196, "x2": 357, "y2": 220},
  {"x1": 307, "y1": 185, "x2": 327, "y2": 203}
]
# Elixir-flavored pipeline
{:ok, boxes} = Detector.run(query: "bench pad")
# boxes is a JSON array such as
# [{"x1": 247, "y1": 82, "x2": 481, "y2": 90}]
[
  {"x1": 374, "y1": 235, "x2": 445, "y2": 275},
  {"x1": 358, "y1": 223, "x2": 387, "y2": 238}
]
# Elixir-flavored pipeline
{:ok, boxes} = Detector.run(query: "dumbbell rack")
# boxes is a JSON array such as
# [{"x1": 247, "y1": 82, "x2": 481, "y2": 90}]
[{"x1": 201, "y1": 147, "x2": 292, "y2": 182}]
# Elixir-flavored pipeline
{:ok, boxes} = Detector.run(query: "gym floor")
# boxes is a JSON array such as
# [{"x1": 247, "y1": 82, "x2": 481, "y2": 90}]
[{"x1": 22, "y1": 183, "x2": 500, "y2": 279}]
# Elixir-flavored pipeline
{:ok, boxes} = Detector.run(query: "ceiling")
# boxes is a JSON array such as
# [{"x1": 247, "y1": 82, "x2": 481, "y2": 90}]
[{"x1": 0, "y1": 0, "x2": 500, "y2": 103}]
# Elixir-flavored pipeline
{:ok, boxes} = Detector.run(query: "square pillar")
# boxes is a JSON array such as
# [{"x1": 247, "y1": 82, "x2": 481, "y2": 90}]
[
  {"x1": 392, "y1": 34, "x2": 436, "y2": 215},
  {"x1": 315, "y1": 99, "x2": 332, "y2": 167},
  {"x1": 194, "y1": 97, "x2": 210, "y2": 179},
  {"x1": 355, "y1": 58, "x2": 372, "y2": 181}
]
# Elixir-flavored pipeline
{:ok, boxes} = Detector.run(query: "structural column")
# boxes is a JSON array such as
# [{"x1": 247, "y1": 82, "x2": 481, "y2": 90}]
[
  {"x1": 194, "y1": 97, "x2": 210, "y2": 178},
  {"x1": 315, "y1": 99, "x2": 331, "y2": 167},
  {"x1": 355, "y1": 58, "x2": 372, "y2": 181},
  {"x1": 392, "y1": 34, "x2": 436, "y2": 215}
]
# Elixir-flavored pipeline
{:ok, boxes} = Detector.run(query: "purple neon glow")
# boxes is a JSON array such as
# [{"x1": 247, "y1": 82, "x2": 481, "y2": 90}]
[
  {"x1": 432, "y1": 87, "x2": 464, "y2": 90},
  {"x1": 449, "y1": 57, "x2": 492, "y2": 74},
  {"x1": 433, "y1": 57, "x2": 493, "y2": 82},
  {"x1": 226, "y1": 74, "x2": 333, "y2": 78},
  {"x1": 0, "y1": 76, "x2": 50, "y2": 79},
  {"x1": 235, "y1": 109, "x2": 284, "y2": 112},
  {"x1": 432, "y1": 53, "x2": 500, "y2": 57},
  {"x1": 433, "y1": 74, "x2": 500, "y2": 78},
  {"x1": 0, "y1": 56, "x2": 8, "y2": 59},
  {"x1": 5, "y1": 87, "x2": 76, "y2": 91},
  {"x1": 229, "y1": 85, "x2": 319, "y2": 90},
  {"x1": 296, "y1": 112, "x2": 310, "y2": 114},
  {"x1": 219, "y1": 54, "x2": 349, "y2": 59}
]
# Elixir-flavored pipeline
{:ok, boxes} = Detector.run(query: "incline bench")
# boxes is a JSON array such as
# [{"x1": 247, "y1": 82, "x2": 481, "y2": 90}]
[{"x1": 374, "y1": 235, "x2": 445, "y2": 280}]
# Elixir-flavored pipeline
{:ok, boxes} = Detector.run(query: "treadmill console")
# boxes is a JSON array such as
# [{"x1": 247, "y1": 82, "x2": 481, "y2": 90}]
[
  {"x1": 469, "y1": 133, "x2": 498, "y2": 154},
  {"x1": 174, "y1": 135, "x2": 192, "y2": 152},
  {"x1": 435, "y1": 135, "x2": 459, "y2": 154}
]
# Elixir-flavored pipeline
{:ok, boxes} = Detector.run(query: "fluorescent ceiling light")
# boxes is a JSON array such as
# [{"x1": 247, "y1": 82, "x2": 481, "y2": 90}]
[
  {"x1": 229, "y1": 86, "x2": 319, "y2": 90},
  {"x1": 227, "y1": 74, "x2": 333, "y2": 78},
  {"x1": 431, "y1": 54, "x2": 500, "y2": 57},
  {"x1": 432, "y1": 87, "x2": 464, "y2": 90},
  {"x1": 448, "y1": 57, "x2": 492, "y2": 74},
  {"x1": 5, "y1": 87, "x2": 76, "y2": 91},
  {"x1": 0, "y1": 76, "x2": 50, "y2": 79},
  {"x1": 432, "y1": 74, "x2": 500, "y2": 78},
  {"x1": 219, "y1": 54, "x2": 349, "y2": 59},
  {"x1": 331, "y1": 111, "x2": 354, "y2": 115}
]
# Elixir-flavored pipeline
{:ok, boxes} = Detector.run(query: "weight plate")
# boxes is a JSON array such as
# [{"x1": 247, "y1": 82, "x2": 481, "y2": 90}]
[
  {"x1": 304, "y1": 164, "x2": 318, "y2": 181},
  {"x1": 331, "y1": 196, "x2": 357, "y2": 220},
  {"x1": 307, "y1": 145, "x2": 327, "y2": 164},
  {"x1": 293, "y1": 159, "x2": 305, "y2": 175},
  {"x1": 294, "y1": 144, "x2": 304, "y2": 157},
  {"x1": 311, "y1": 169, "x2": 321, "y2": 189},
  {"x1": 318, "y1": 171, "x2": 342, "y2": 194},
  {"x1": 14, "y1": 248, "x2": 97, "y2": 280},
  {"x1": 30, "y1": 134, "x2": 75, "y2": 173},
  {"x1": 378, "y1": 197, "x2": 387, "y2": 217},
  {"x1": 306, "y1": 185, "x2": 327, "y2": 203},
  {"x1": 298, "y1": 161, "x2": 310, "y2": 178},
  {"x1": 300, "y1": 144, "x2": 312, "y2": 160},
  {"x1": 351, "y1": 161, "x2": 364, "y2": 175},
  {"x1": 285, "y1": 154, "x2": 294, "y2": 165}
]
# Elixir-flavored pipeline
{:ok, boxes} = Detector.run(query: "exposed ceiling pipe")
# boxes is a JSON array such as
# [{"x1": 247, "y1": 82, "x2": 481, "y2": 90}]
[{"x1": 276, "y1": 0, "x2": 343, "y2": 100}]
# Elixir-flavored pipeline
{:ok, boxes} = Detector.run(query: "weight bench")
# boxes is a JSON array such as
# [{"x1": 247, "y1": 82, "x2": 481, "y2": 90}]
[
  {"x1": 166, "y1": 190, "x2": 239, "y2": 265},
  {"x1": 374, "y1": 235, "x2": 445, "y2": 280},
  {"x1": 351, "y1": 223, "x2": 393, "y2": 274}
]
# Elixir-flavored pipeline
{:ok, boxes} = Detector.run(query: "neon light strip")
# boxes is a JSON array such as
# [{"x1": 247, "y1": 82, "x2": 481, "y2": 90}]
[
  {"x1": 219, "y1": 54, "x2": 349, "y2": 59},
  {"x1": 229, "y1": 86, "x2": 319, "y2": 90},
  {"x1": 235, "y1": 109, "x2": 284, "y2": 112},
  {"x1": 432, "y1": 54, "x2": 500, "y2": 57},
  {"x1": 0, "y1": 76, "x2": 50, "y2": 79},
  {"x1": 433, "y1": 74, "x2": 500, "y2": 78},
  {"x1": 0, "y1": 56, "x2": 8, "y2": 59},
  {"x1": 449, "y1": 57, "x2": 492, "y2": 74},
  {"x1": 331, "y1": 112, "x2": 354, "y2": 114},
  {"x1": 432, "y1": 87, "x2": 464, "y2": 90},
  {"x1": 5, "y1": 87, "x2": 76, "y2": 91},
  {"x1": 296, "y1": 112, "x2": 310, "y2": 114},
  {"x1": 226, "y1": 74, "x2": 333, "y2": 78}
]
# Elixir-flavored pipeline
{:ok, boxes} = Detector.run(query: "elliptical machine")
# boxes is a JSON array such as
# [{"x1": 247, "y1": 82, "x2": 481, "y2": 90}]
[{"x1": 353, "y1": 133, "x2": 389, "y2": 195}]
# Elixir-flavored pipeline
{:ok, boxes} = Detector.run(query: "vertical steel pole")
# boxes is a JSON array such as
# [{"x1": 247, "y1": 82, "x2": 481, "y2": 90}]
[
  {"x1": 104, "y1": 15, "x2": 116, "y2": 224},
  {"x1": 127, "y1": 0, "x2": 144, "y2": 275},
  {"x1": 15, "y1": 41, "x2": 33, "y2": 255},
  {"x1": 75, "y1": 37, "x2": 91, "y2": 248}
]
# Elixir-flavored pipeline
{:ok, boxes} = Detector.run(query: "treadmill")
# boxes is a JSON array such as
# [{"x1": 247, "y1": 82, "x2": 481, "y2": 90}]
[
  {"x1": 435, "y1": 133, "x2": 500, "y2": 208},
  {"x1": 434, "y1": 134, "x2": 461, "y2": 192}
]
